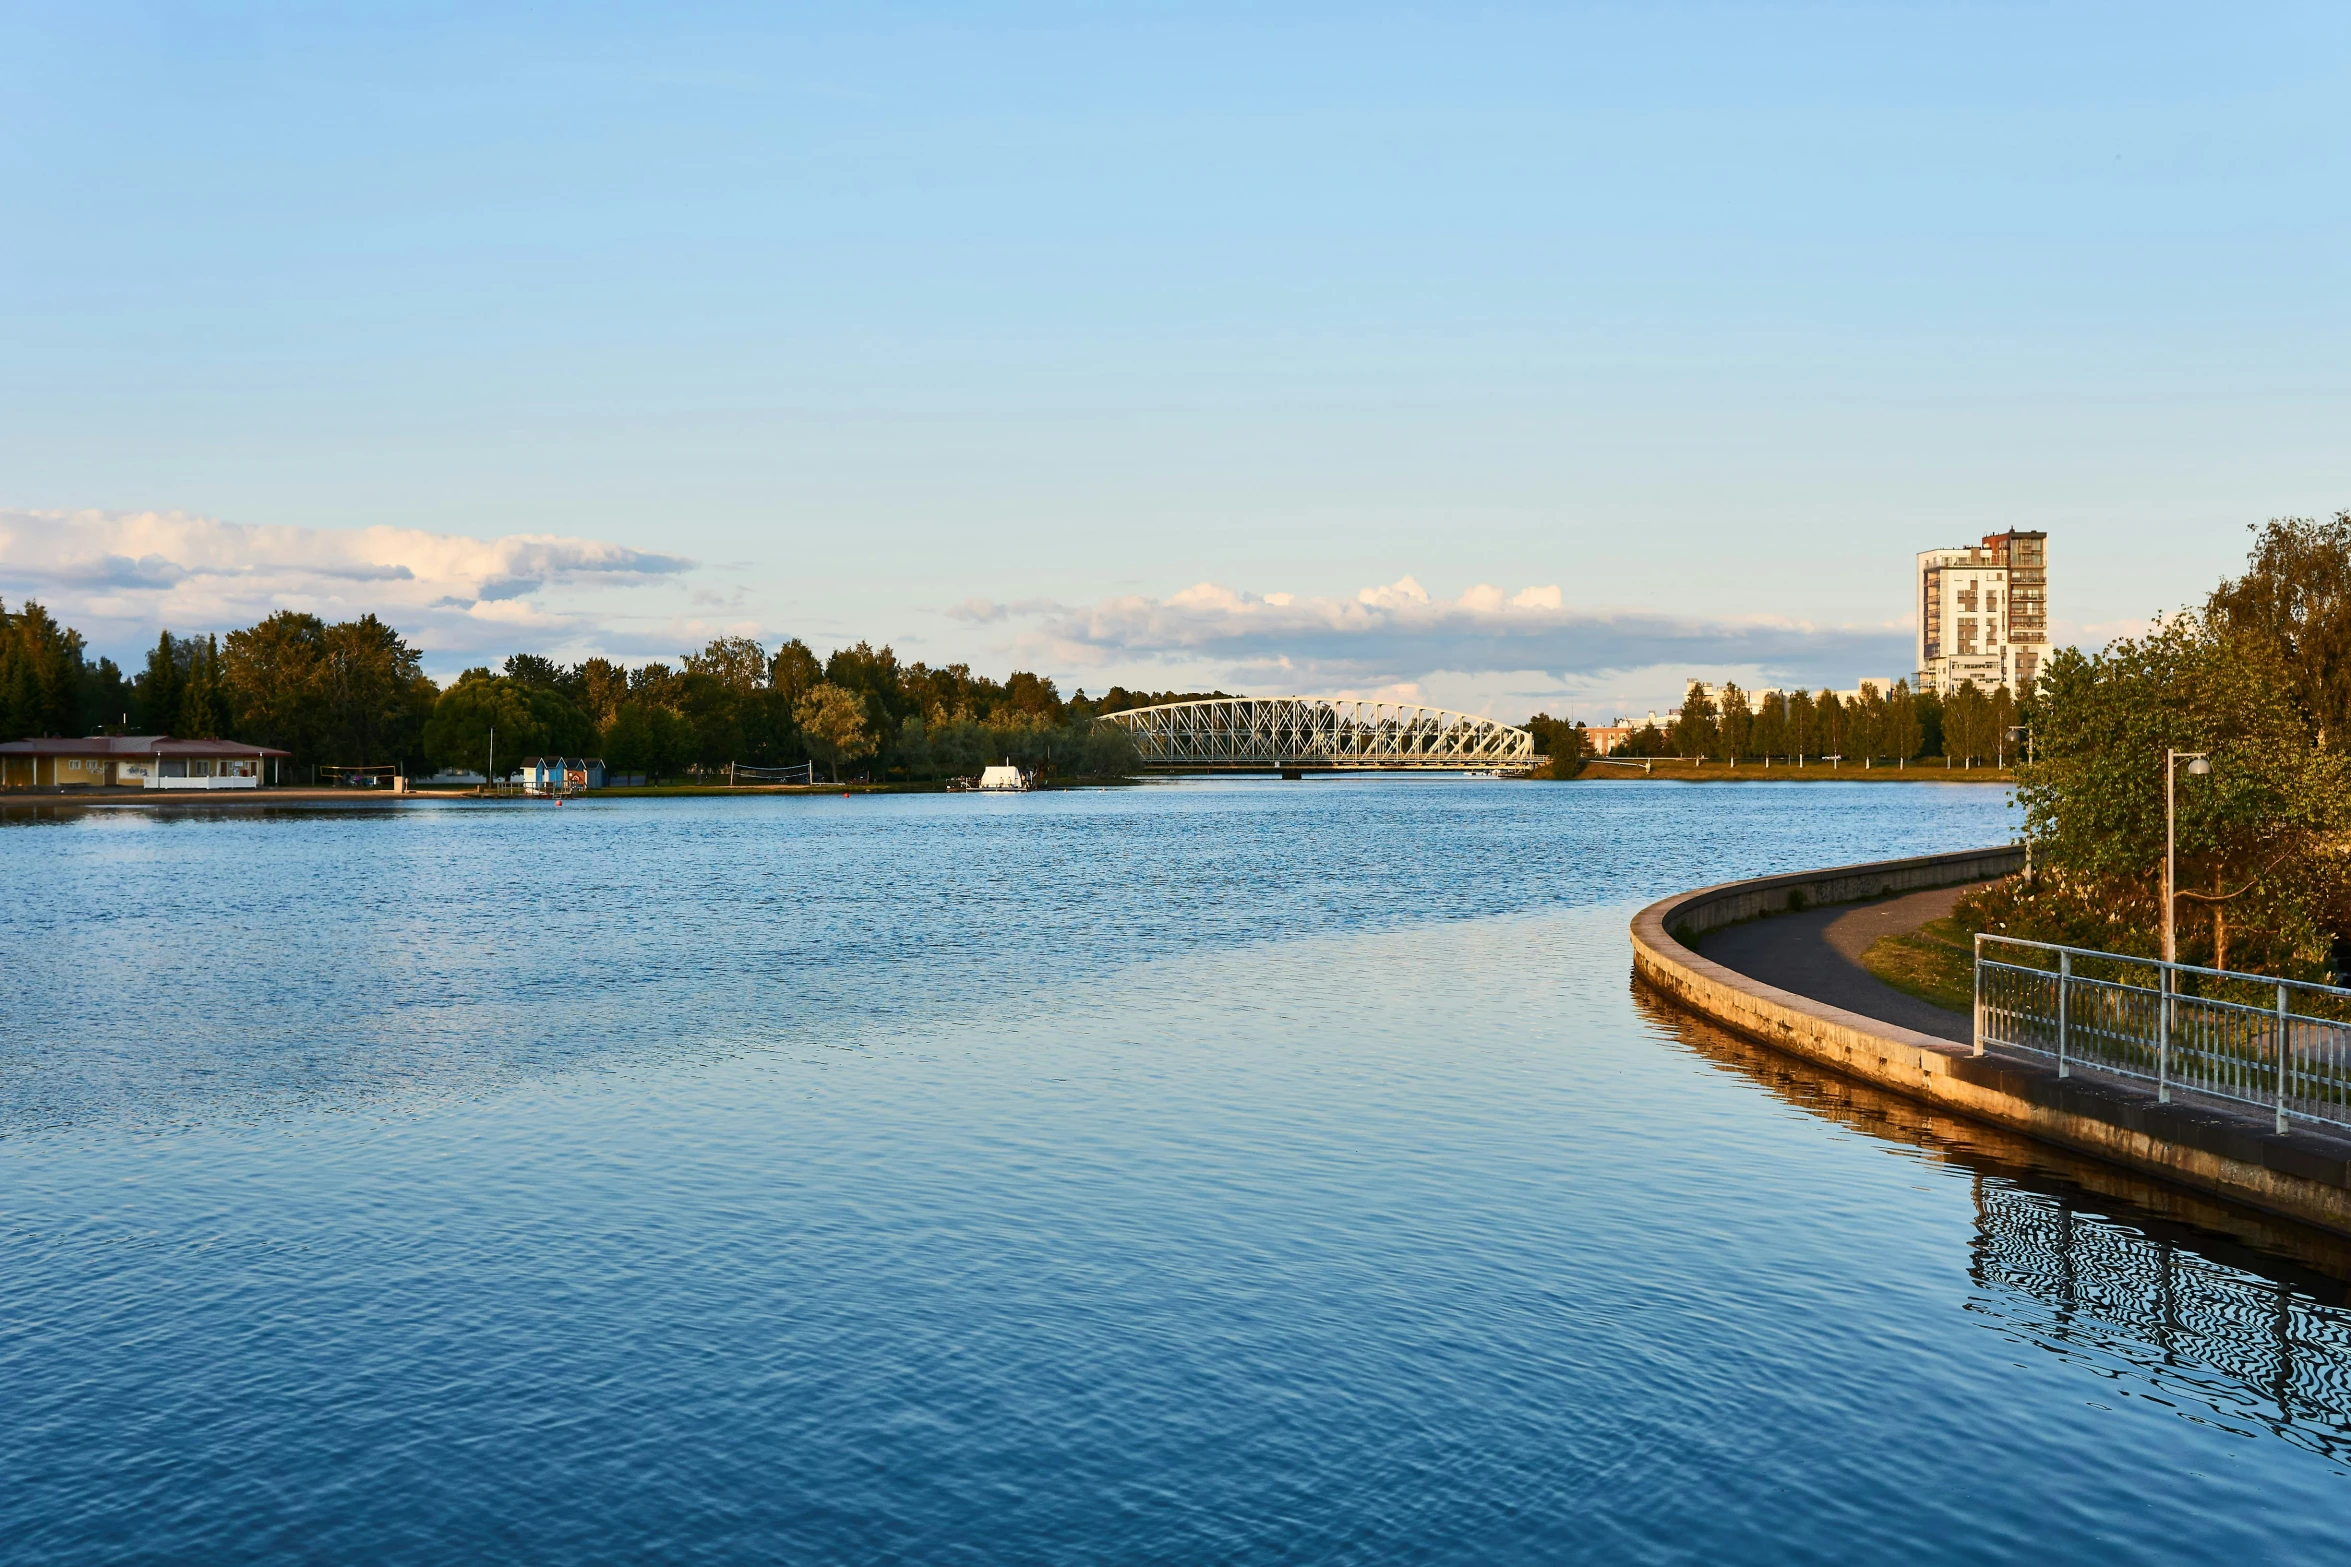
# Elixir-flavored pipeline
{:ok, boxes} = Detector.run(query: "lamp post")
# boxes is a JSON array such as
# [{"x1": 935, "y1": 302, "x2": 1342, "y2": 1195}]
[
  {"x1": 2004, "y1": 724, "x2": 2036, "y2": 882},
  {"x1": 2162, "y1": 748, "x2": 2212, "y2": 964}
]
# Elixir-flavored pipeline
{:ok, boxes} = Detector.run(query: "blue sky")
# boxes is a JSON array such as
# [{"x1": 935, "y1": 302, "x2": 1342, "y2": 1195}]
[{"x1": 4, "y1": 2, "x2": 2346, "y2": 718}]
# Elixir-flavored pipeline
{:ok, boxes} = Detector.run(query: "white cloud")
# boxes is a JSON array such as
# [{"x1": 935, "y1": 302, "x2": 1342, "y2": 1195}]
[
  {"x1": 1003, "y1": 576, "x2": 1914, "y2": 711},
  {"x1": 0, "y1": 508, "x2": 698, "y2": 666},
  {"x1": 945, "y1": 594, "x2": 1065, "y2": 624},
  {"x1": 1356, "y1": 575, "x2": 1431, "y2": 609}
]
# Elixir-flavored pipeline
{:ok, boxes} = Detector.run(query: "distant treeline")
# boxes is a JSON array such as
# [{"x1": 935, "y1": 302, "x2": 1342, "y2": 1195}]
[
  {"x1": 0, "y1": 601, "x2": 1234, "y2": 784},
  {"x1": 1529, "y1": 680, "x2": 2022, "y2": 768}
]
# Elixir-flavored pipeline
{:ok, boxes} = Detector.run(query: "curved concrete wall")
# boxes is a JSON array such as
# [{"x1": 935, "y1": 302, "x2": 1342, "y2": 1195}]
[{"x1": 1632, "y1": 848, "x2": 2351, "y2": 1237}]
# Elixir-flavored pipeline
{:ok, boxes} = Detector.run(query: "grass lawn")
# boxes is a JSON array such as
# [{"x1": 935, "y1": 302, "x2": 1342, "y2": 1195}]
[{"x1": 1859, "y1": 914, "x2": 1978, "y2": 1014}]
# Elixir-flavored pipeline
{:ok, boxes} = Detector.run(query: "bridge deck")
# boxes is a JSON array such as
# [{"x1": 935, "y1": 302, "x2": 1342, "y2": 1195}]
[{"x1": 1102, "y1": 697, "x2": 1537, "y2": 771}]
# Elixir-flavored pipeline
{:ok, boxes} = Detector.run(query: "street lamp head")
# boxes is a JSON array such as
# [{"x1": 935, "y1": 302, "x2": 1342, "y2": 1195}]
[{"x1": 2187, "y1": 756, "x2": 2212, "y2": 776}]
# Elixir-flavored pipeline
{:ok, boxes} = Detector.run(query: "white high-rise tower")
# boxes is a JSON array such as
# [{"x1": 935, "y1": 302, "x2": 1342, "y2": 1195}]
[{"x1": 1915, "y1": 530, "x2": 2047, "y2": 696}]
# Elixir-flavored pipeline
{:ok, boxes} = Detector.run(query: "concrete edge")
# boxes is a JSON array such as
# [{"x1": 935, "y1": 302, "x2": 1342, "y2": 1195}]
[{"x1": 1631, "y1": 847, "x2": 2351, "y2": 1237}]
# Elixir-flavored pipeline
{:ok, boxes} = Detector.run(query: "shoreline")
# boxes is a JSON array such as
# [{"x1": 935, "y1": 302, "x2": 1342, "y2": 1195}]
[
  {"x1": 0, "y1": 768, "x2": 2010, "y2": 808},
  {"x1": 1631, "y1": 849, "x2": 2351, "y2": 1238},
  {"x1": 0, "y1": 777, "x2": 1144, "y2": 809},
  {"x1": 1567, "y1": 761, "x2": 2015, "y2": 784}
]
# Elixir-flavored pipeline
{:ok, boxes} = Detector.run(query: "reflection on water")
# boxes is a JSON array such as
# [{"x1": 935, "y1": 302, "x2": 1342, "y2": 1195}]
[
  {"x1": 1638, "y1": 982, "x2": 2351, "y2": 1465},
  {"x1": 1968, "y1": 1180, "x2": 2351, "y2": 1463}
]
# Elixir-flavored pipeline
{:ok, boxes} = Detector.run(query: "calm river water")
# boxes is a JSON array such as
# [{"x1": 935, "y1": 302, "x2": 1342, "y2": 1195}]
[{"x1": 4, "y1": 779, "x2": 2347, "y2": 1563}]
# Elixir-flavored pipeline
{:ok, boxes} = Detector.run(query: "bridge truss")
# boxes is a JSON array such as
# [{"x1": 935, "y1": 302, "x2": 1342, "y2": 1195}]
[{"x1": 1100, "y1": 697, "x2": 1536, "y2": 771}]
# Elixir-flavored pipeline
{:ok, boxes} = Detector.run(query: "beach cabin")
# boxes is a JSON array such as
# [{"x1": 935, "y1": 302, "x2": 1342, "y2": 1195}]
[
  {"x1": 0, "y1": 735, "x2": 291, "y2": 790},
  {"x1": 516, "y1": 757, "x2": 606, "y2": 795}
]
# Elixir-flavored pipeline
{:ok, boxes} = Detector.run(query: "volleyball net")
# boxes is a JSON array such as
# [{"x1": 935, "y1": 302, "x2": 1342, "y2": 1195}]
[{"x1": 726, "y1": 762, "x2": 817, "y2": 786}]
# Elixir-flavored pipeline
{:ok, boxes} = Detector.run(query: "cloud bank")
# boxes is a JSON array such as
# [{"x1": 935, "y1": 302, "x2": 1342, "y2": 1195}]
[
  {"x1": 983, "y1": 577, "x2": 1912, "y2": 703},
  {"x1": 1, "y1": 509, "x2": 698, "y2": 664}
]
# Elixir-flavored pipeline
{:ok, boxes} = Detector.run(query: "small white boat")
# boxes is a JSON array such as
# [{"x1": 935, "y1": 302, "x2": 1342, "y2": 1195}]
[{"x1": 976, "y1": 764, "x2": 1030, "y2": 792}]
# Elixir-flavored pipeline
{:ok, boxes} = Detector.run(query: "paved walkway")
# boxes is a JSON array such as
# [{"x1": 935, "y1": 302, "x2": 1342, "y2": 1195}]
[{"x1": 1698, "y1": 884, "x2": 1973, "y2": 1044}]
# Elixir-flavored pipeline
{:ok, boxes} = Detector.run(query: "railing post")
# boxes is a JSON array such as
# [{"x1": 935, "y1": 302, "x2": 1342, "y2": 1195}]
[
  {"x1": 2157, "y1": 964, "x2": 2172, "y2": 1104},
  {"x1": 1972, "y1": 933, "x2": 1985, "y2": 1057},
  {"x1": 2277, "y1": 982, "x2": 2291, "y2": 1135},
  {"x1": 2057, "y1": 950, "x2": 2070, "y2": 1079}
]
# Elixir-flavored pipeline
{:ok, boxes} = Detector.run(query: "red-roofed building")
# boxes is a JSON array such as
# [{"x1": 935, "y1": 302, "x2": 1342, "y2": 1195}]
[{"x1": 0, "y1": 735, "x2": 292, "y2": 790}]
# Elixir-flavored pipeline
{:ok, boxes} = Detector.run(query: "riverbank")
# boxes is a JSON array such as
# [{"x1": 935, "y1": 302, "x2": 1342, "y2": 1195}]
[
  {"x1": 0, "y1": 776, "x2": 1134, "y2": 808},
  {"x1": 1570, "y1": 759, "x2": 2015, "y2": 783},
  {"x1": 1633, "y1": 848, "x2": 2351, "y2": 1236},
  {"x1": 1, "y1": 784, "x2": 865, "y2": 808}
]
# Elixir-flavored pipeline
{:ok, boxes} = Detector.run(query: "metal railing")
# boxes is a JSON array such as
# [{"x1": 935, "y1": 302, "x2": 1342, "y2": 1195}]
[{"x1": 1974, "y1": 934, "x2": 2351, "y2": 1132}]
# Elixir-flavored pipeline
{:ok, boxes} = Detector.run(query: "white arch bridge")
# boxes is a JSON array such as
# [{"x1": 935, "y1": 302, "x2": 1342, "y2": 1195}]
[{"x1": 1098, "y1": 697, "x2": 1536, "y2": 772}]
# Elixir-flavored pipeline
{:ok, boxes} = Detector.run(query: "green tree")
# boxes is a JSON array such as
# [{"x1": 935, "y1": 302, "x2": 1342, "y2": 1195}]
[
  {"x1": 502, "y1": 654, "x2": 581, "y2": 703},
  {"x1": 1849, "y1": 685, "x2": 1885, "y2": 760},
  {"x1": 1614, "y1": 721, "x2": 1673, "y2": 757},
  {"x1": 219, "y1": 612, "x2": 437, "y2": 774},
  {"x1": 685, "y1": 636, "x2": 768, "y2": 695},
  {"x1": 1669, "y1": 682, "x2": 1718, "y2": 758},
  {"x1": 0, "y1": 611, "x2": 44, "y2": 740},
  {"x1": 83, "y1": 655, "x2": 130, "y2": 733},
  {"x1": 998, "y1": 670, "x2": 1064, "y2": 723},
  {"x1": 796, "y1": 682, "x2": 876, "y2": 782},
  {"x1": 1717, "y1": 683, "x2": 1754, "y2": 758},
  {"x1": 1917, "y1": 686, "x2": 1946, "y2": 758},
  {"x1": 1523, "y1": 713, "x2": 1589, "y2": 778},
  {"x1": 178, "y1": 635, "x2": 228, "y2": 739},
  {"x1": 1883, "y1": 680, "x2": 1923, "y2": 761},
  {"x1": 1091, "y1": 686, "x2": 1234, "y2": 716},
  {"x1": 224, "y1": 611, "x2": 327, "y2": 759},
  {"x1": 602, "y1": 699, "x2": 694, "y2": 782},
  {"x1": 318, "y1": 615, "x2": 436, "y2": 765},
  {"x1": 1813, "y1": 690, "x2": 1846, "y2": 757},
  {"x1": 1786, "y1": 689, "x2": 1817, "y2": 758},
  {"x1": 423, "y1": 674, "x2": 551, "y2": 779},
  {"x1": 578, "y1": 659, "x2": 632, "y2": 731},
  {"x1": 2205, "y1": 511, "x2": 2351, "y2": 749},
  {"x1": 135, "y1": 632, "x2": 190, "y2": 734},
  {"x1": 0, "y1": 599, "x2": 91, "y2": 740},
  {"x1": 2009, "y1": 616, "x2": 2351, "y2": 974},
  {"x1": 1751, "y1": 691, "x2": 1787, "y2": 758},
  {"x1": 1061, "y1": 715, "x2": 1140, "y2": 778},
  {"x1": 769, "y1": 639, "x2": 823, "y2": 707},
  {"x1": 1944, "y1": 682, "x2": 1988, "y2": 764},
  {"x1": 671, "y1": 670, "x2": 746, "y2": 770}
]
